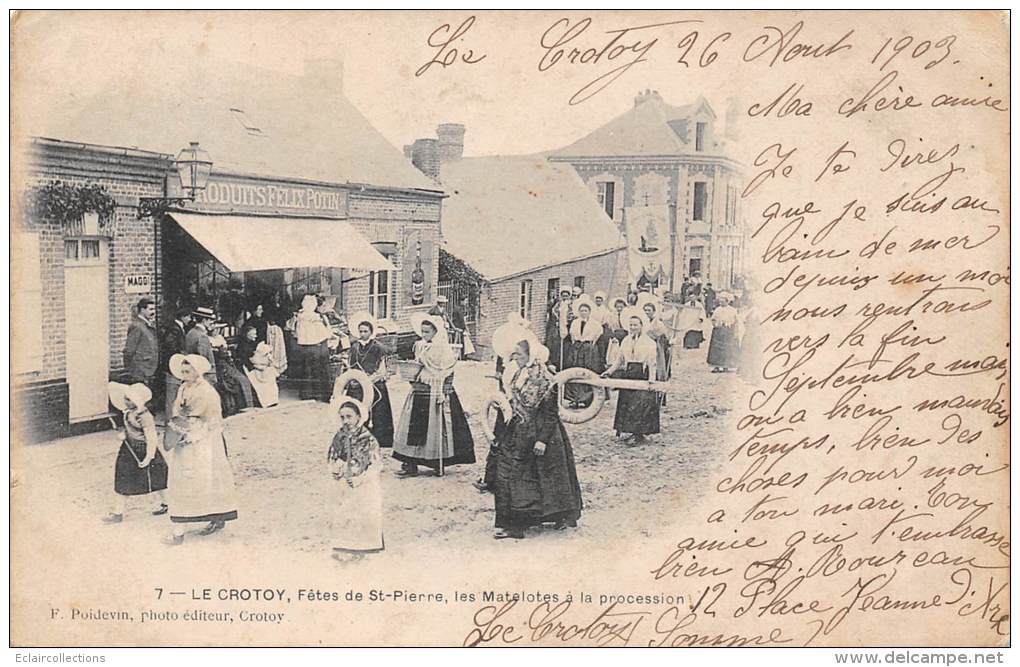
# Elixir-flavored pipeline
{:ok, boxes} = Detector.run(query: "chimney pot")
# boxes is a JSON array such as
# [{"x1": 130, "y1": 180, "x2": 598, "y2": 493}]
[{"x1": 437, "y1": 123, "x2": 466, "y2": 162}]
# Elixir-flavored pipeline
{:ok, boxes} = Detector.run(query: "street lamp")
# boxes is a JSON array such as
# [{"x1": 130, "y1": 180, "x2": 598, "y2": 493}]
[
  {"x1": 138, "y1": 141, "x2": 213, "y2": 218},
  {"x1": 175, "y1": 141, "x2": 213, "y2": 198}
]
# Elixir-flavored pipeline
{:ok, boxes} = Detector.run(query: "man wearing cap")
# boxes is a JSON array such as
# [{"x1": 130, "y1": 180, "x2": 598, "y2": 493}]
[
  {"x1": 123, "y1": 297, "x2": 159, "y2": 400},
  {"x1": 428, "y1": 295, "x2": 457, "y2": 342},
  {"x1": 184, "y1": 307, "x2": 218, "y2": 384}
]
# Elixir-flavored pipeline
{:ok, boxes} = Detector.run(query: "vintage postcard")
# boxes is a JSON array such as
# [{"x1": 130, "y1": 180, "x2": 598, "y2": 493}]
[{"x1": 9, "y1": 9, "x2": 1010, "y2": 648}]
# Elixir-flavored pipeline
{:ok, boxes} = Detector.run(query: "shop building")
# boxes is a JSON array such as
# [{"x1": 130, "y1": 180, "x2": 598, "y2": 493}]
[
  {"x1": 13, "y1": 58, "x2": 444, "y2": 442},
  {"x1": 547, "y1": 91, "x2": 748, "y2": 290}
]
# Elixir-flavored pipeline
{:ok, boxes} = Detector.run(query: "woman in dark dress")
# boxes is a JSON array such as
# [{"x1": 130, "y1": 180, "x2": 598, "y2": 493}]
[
  {"x1": 343, "y1": 312, "x2": 395, "y2": 448},
  {"x1": 564, "y1": 295, "x2": 603, "y2": 408},
  {"x1": 235, "y1": 326, "x2": 259, "y2": 371},
  {"x1": 708, "y1": 293, "x2": 740, "y2": 372},
  {"x1": 475, "y1": 316, "x2": 525, "y2": 493},
  {"x1": 102, "y1": 382, "x2": 168, "y2": 523},
  {"x1": 603, "y1": 307, "x2": 661, "y2": 444},
  {"x1": 493, "y1": 329, "x2": 583, "y2": 539},
  {"x1": 243, "y1": 303, "x2": 269, "y2": 343},
  {"x1": 393, "y1": 313, "x2": 476, "y2": 477}
]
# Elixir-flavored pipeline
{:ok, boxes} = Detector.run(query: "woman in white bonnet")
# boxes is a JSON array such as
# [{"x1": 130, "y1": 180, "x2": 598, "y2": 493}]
[
  {"x1": 392, "y1": 313, "x2": 476, "y2": 477},
  {"x1": 294, "y1": 294, "x2": 333, "y2": 401},
  {"x1": 103, "y1": 382, "x2": 169, "y2": 523},
  {"x1": 707, "y1": 292, "x2": 740, "y2": 372},
  {"x1": 164, "y1": 353, "x2": 239, "y2": 545}
]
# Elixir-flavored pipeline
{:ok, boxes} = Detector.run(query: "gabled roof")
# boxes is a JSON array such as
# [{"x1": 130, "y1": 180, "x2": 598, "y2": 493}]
[
  {"x1": 17, "y1": 55, "x2": 440, "y2": 193},
  {"x1": 549, "y1": 94, "x2": 717, "y2": 158},
  {"x1": 440, "y1": 156, "x2": 624, "y2": 281}
]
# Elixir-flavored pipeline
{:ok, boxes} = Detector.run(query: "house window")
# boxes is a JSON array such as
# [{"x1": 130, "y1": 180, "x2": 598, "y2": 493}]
[
  {"x1": 64, "y1": 238, "x2": 104, "y2": 266},
  {"x1": 546, "y1": 277, "x2": 559, "y2": 305},
  {"x1": 688, "y1": 245, "x2": 704, "y2": 279},
  {"x1": 81, "y1": 239, "x2": 101, "y2": 259},
  {"x1": 725, "y1": 185, "x2": 737, "y2": 226},
  {"x1": 368, "y1": 267, "x2": 392, "y2": 320},
  {"x1": 695, "y1": 122, "x2": 707, "y2": 152},
  {"x1": 693, "y1": 182, "x2": 708, "y2": 222},
  {"x1": 596, "y1": 181, "x2": 616, "y2": 218},
  {"x1": 13, "y1": 233, "x2": 43, "y2": 374},
  {"x1": 573, "y1": 276, "x2": 585, "y2": 292},
  {"x1": 519, "y1": 279, "x2": 533, "y2": 320}
]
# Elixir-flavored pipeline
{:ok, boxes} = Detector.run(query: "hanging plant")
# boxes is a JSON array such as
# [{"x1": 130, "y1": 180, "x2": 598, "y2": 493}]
[{"x1": 23, "y1": 181, "x2": 117, "y2": 230}]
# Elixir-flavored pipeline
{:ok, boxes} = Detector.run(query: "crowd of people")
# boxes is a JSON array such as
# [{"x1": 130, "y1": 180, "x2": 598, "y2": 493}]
[{"x1": 107, "y1": 280, "x2": 758, "y2": 556}]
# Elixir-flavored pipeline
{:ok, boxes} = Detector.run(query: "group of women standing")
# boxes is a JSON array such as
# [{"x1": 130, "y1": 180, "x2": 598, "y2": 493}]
[{"x1": 105, "y1": 353, "x2": 239, "y2": 545}]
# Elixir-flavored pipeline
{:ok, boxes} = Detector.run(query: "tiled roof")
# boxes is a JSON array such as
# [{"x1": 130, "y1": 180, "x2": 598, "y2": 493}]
[
  {"x1": 17, "y1": 55, "x2": 440, "y2": 192},
  {"x1": 549, "y1": 94, "x2": 716, "y2": 158},
  {"x1": 440, "y1": 156, "x2": 624, "y2": 281}
]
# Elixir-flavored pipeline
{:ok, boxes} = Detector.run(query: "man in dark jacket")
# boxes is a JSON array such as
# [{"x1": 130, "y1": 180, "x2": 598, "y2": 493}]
[
  {"x1": 161, "y1": 306, "x2": 192, "y2": 417},
  {"x1": 704, "y1": 282, "x2": 717, "y2": 316},
  {"x1": 123, "y1": 298, "x2": 159, "y2": 399},
  {"x1": 184, "y1": 306, "x2": 219, "y2": 384}
]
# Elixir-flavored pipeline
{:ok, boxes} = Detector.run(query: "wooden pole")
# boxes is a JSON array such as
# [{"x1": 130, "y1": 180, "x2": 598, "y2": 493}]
[{"x1": 669, "y1": 201, "x2": 678, "y2": 294}]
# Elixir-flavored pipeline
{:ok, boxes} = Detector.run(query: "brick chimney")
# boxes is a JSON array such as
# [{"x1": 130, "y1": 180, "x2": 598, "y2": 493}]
[
  {"x1": 408, "y1": 138, "x2": 441, "y2": 181},
  {"x1": 634, "y1": 88, "x2": 662, "y2": 107},
  {"x1": 437, "y1": 123, "x2": 465, "y2": 162}
]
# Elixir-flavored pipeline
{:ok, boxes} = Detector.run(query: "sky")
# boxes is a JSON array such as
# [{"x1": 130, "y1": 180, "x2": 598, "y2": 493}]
[{"x1": 11, "y1": 10, "x2": 752, "y2": 158}]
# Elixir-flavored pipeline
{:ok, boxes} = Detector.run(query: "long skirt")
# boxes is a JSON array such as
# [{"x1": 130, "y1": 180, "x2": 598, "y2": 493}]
[
  {"x1": 708, "y1": 324, "x2": 739, "y2": 368},
  {"x1": 298, "y1": 342, "x2": 331, "y2": 401},
  {"x1": 494, "y1": 414, "x2": 583, "y2": 530},
  {"x1": 652, "y1": 335, "x2": 672, "y2": 381},
  {"x1": 545, "y1": 321, "x2": 562, "y2": 369},
  {"x1": 683, "y1": 330, "x2": 704, "y2": 349},
  {"x1": 328, "y1": 470, "x2": 384, "y2": 553},
  {"x1": 114, "y1": 438, "x2": 168, "y2": 496},
  {"x1": 595, "y1": 325, "x2": 610, "y2": 370},
  {"x1": 482, "y1": 411, "x2": 508, "y2": 488},
  {"x1": 218, "y1": 364, "x2": 253, "y2": 416},
  {"x1": 167, "y1": 432, "x2": 238, "y2": 524},
  {"x1": 245, "y1": 366, "x2": 280, "y2": 408},
  {"x1": 393, "y1": 381, "x2": 475, "y2": 469},
  {"x1": 564, "y1": 341, "x2": 602, "y2": 407},
  {"x1": 613, "y1": 363, "x2": 660, "y2": 436},
  {"x1": 345, "y1": 380, "x2": 395, "y2": 448}
]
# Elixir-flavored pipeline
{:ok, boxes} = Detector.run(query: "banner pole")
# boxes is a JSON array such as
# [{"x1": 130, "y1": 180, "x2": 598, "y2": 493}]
[{"x1": 669, "y1": 202, "x2": 677, "y2": 294}]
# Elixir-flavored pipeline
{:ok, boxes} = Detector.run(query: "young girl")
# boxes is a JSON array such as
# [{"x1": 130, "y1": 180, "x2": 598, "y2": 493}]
[
  {"x1": 103, "y1": 382, "x2": 169, "y2": 523},
  {"x1": 328, "y1": 399, "x2": 384, "y2": 561}
]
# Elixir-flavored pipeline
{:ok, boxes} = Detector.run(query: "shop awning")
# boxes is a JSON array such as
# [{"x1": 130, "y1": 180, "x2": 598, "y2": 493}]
[{"x1": 168, "y1": 212, "x2": 395, "y2": 272}]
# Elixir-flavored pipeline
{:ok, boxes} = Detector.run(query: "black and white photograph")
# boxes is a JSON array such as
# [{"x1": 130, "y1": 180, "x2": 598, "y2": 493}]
[{"x1": 9, "y1": 9, "x2": 1010, "y2": 651}]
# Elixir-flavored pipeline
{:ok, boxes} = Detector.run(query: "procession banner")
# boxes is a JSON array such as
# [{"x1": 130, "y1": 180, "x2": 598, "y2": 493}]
[
  {"x1": 9, "y1": 9, "x2": 1010, "y2": 651},
  {"x1": 624, "y1": 204, "x2": 671, "y2": 288}
]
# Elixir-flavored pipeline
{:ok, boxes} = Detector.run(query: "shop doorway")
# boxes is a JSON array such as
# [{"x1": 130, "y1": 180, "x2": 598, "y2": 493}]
[{"x1": 64, "y1": 237, "x2": 110, "y2": 422}]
